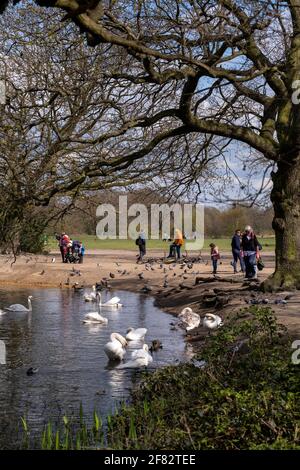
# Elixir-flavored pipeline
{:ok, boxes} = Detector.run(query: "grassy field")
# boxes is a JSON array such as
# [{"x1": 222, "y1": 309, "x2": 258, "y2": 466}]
[{"x1": 46, "y1": 235, "x2": 275, "y2": 252}]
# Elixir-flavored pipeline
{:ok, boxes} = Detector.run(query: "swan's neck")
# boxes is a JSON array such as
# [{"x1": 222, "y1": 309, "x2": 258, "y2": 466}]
[{"x1": 28, "y1": 299, "x2": 32, "y2": 311}]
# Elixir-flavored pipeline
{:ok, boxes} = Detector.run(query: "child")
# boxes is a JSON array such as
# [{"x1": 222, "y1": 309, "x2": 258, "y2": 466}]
[
  {"x1": 209, "y1": 243, "x2": 220, "y2": 274},
  {"x1": 79, "y1": 242, "x2": 85, "y2": 264}
]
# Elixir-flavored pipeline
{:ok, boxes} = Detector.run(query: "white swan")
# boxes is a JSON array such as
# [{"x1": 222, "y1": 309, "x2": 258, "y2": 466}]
[
  {"x1": 118, "y1": 345, "x2": 153, "y2": 368},
  {"x1": 98, "y1": 292, "x2": 122, "y2": 308},
  {"x1": 131, "y1": 344, "x2": 153, "y2": 362},
  {"x1": 83, "y1": 311, "x2": 108, "y2": 324},
  {"x1": 203, "y1": 313, "x2": 223, "y2": 331},
  {"x1": 0, "y1": 309, "x2": 6, "y2": 316},
  {"x1": 126, "y1": 327, "x2": 147, "y2": 341},
  {"x1": 5, "y1": 296, "x2": 33, "y2": 312},
  {"x1": 178, "y1": 307, "x2": 200, "y2": 331},
  {"x1": 83, "y1": 285, "x2": 97, "y2": 302},
  {"x1": 83, "y1": 294, "x2": 108, "y2": 324},
  {"x1": 104, "y1": 332, "x2": 128, "y2": 361}
]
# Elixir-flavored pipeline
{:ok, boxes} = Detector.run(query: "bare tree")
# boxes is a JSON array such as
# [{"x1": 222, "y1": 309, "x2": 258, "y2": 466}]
[{"x1": 2, "y1": 1, "x2": 300, "y2": 290}]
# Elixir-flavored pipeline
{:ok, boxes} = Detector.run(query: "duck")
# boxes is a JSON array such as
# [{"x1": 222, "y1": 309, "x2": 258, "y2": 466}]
[
  {"x1": 5, "y1": 296, "x2": 33, "y2": 312},
  {"x1": 203, "y1": 313, "x2": 223, "y2": 331},
  {"x1": 178, "y1": 307, "x2": 200, "y2": 331},
  {"x1": 26, "y1": 367, "x2": 38, "y2": 376},
  {"x1": 104, "y1": 332, "x2": 127, "y2": 361},
  {"x1": 149, "y1": 339, "x2": 163, "y2": 352},
  {"x1": 126, "y1": 327, "x2": 147, "y2": 341}
]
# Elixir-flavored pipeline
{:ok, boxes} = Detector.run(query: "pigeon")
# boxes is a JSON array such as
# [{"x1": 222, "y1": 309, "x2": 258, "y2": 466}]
[
  {"x1": 138, "y1": 273, "x2": 144, "y2": 280},
  {"x1": 51, "y1": 258, "x2": 56, "y2": 263},
  {"x1": 109, "y1": 272, "x2": 115, "y2": 279}
]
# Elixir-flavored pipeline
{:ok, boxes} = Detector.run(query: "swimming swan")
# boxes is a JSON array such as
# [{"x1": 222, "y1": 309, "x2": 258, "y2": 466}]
[
  {"x1": 203, "y1": 313, "x2": 223, "y2": 331},
  {"x1": 118, "y1": 344, "x2": 153, "y2": 368},
  {"x1": 5, "y1": 296, "x2": 33, "y2": 312},
  {"x1": 104, "y1": 332, "x2": 127, "y2": 361},
  {"x1": 126, "y1": 327, "x2": 147, "y2": 341},
  {"x1": 83, "y1": 285, "x2": 97, "y2": 302},
  {"x1": 131, "y1": 344, "x2": 153, "y2": 362},
  {"x1": 83, "y1": 311, "x2": 108, "y2": 324},
  {"x1": 83, "y1": 294, "x2": 108, "y2": 324},
  {"x1": 178, "y1": 307, "x2": 200, "y2": 331},
  {"x1": 98, "y1": 292, "x2": 122, "y2": 308}
]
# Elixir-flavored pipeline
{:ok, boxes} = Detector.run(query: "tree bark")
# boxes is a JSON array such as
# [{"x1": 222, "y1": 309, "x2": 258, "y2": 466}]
[{"x1": 262, "y1": 154, "x2": 300, "y2": 291}]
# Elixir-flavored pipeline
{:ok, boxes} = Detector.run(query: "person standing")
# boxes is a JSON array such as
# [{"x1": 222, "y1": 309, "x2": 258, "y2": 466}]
[
  {"x1": 209, "y1": 243, "x2": 220, "y2": 274},
  {"x1": 241, "y1": 226, "x2": 260, "y2": 279},
  {"x1": 79, "y1": 242, "x2": 85, "y2": 264},
  {"x1": 167, "y1": 229, "x2": 183, "y2": 260},
  {"x1": 136, "y1": 230, "x2": 146, "y2": 263},
  {"x1": 231, "y1": 229, "x2": 245, "y2": 274}
]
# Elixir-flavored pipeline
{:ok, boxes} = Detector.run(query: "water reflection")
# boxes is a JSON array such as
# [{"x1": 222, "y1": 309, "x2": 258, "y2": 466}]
[{"x1": 0, "y1": 288, "x2": 187, "y2": 449}]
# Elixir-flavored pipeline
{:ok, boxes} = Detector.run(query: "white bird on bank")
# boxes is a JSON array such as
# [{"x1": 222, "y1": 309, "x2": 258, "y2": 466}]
[
  {"x1": 83, "y1": 294, "x2": 108, "y2": 324},
  {"x1": 118, "y1": 344, "x2": 153, "y2": 368},
  {"x1": 98, "y1": 292, "x2": 122, "y2": 308},
  {"x1": 203, "y1": 313, "x2": 223, "y2": 331},
  {"x1": 178, "y1": 307, "x2": 200, "y2": 331},
  {"x1": 5, "y1": 296, "x2": 33, "y2": 312},
  {"x1": 104, "y1": 333, "x2": 128, "y2": 361},
  {"x1": 126, "y1": 327, "x2": 147, "y2": 341},
  {"x1": 83, "y1": 285, "x2": 97, "y2": 302}
]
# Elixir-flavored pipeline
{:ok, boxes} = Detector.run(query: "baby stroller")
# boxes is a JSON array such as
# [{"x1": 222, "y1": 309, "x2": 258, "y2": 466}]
[{"x1": 65, "y1": 240, "x2": 81, "y2": 263}]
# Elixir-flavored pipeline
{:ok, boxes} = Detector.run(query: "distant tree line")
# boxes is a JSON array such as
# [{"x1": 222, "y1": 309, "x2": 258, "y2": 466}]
[{"x1": 47, "y1": 190, "x2": 274, "y2": 239}]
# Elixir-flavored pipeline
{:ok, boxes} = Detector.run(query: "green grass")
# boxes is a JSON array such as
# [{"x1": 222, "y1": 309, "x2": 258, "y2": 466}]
[{"x1": 45, "y1": 235, "x2": 275, "y2": 252}]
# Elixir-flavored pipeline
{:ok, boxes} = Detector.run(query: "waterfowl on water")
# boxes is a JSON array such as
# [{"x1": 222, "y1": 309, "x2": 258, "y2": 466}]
[
  {"x1": 118, "y1": 344, "x2": 153, "y2": 368},
  {"x1": 98, "y1": 292, "x2": 122, "y2": 308},
  {"x1": 104, "y1": 333, "x2": 127, "y2": 361},
  {"x1": 126, "y1": 327, "x2": 147, "y2": 341},
  {"x1": 149, "y1": 339, "x2": 163, "y2": 352},
  {"x1": 83, "y1": 294, "x2": 108, "y2": 324},
  {"x1": 83, "y1": 285, "x2": 97, "y2": 302},
  {"x1": 26, "y1": 367, "x2": 38, "y2": 376},
  {"x1": 5, "y1": 296, "x2": 33, "y2": 312}
]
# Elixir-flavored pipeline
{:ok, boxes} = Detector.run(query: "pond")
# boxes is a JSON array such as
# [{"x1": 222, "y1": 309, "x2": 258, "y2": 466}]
[{"x1": 0, "y1": 288, "x2": 187, "y2": 449}]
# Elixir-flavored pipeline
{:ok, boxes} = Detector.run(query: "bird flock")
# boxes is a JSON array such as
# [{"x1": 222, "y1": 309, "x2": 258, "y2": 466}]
[{"x1": 0, "y1": 280, "x2": 224, "y2": 371}]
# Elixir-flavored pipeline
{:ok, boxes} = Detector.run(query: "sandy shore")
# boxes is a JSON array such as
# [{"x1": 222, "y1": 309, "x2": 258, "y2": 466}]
[{"x1": 0, "y1": 250, "x2": 299, "y2": 336}]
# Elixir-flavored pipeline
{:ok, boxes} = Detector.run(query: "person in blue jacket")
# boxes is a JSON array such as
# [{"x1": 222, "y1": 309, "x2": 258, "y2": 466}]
[
  {"x1": 231, "y1": 229, "x2": 245, "y2": 274},
  {"x1": 79, "y1": 242, "x2": 85, "y2": 264}
]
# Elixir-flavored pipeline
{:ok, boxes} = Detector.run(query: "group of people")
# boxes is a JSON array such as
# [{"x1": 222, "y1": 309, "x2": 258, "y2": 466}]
[
  {"x1": 210, "y1": 225, "x2": 262, "y2": 279},
  {"x1": 136, "y1": 226, "x2": 262, "y2": 280},
  {"x1": 55, "y1": 233, "x2": 85, "y2": 264},
  {"x1": 136, "y1": 229, "x2": 184, "y2": 263}
]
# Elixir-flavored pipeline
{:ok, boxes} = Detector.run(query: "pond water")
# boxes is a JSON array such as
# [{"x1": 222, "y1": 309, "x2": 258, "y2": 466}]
[{"x1": 0, "y1": 288, "x2": 187, "y2": 449}]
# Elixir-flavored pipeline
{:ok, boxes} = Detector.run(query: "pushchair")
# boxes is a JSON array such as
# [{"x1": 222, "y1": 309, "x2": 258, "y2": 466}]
[{"x1": 65, "y1": 240, "x2": 81, "y2": 263}]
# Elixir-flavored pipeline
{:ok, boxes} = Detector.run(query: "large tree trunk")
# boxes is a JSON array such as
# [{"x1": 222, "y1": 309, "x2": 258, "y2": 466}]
[{"x1": 262, "y1": 155, "x2": 300, "y2": 291}]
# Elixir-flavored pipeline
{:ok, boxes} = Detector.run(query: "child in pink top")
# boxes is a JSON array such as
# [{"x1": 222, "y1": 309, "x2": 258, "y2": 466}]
[{"x1": 209, "y1": 243, "x2": 220, "y2": 275}]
